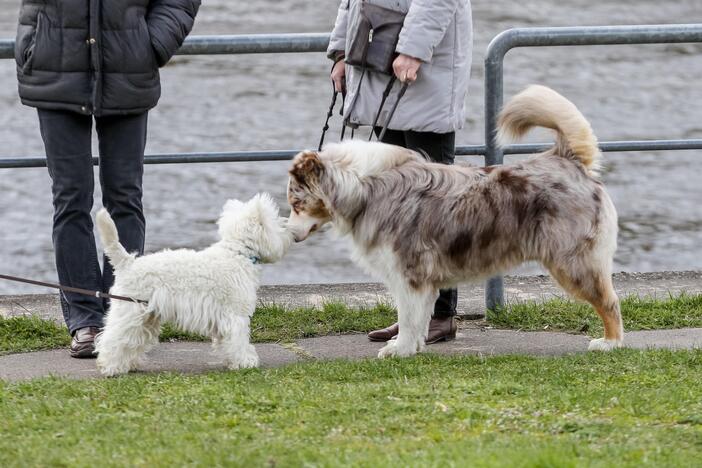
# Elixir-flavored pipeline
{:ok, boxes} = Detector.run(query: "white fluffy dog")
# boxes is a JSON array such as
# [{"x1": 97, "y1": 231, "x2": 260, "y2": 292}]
[{"x1": 94, "y1": 193, "x2": 292, "y2": 376}]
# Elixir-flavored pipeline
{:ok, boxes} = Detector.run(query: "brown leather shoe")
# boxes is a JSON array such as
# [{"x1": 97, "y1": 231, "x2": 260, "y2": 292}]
[
  {"x1": 368, "y1": 322, "x2": 399, "y2": 342},
  {"x1": 70, "y1": 326, "x2": 100, "y2": 359},
  {"x1": 425, "y1": 317, "x2": 457, "y2": 344},
  {"x1": 368, "y1": 317, "x2": 457, "y2": 344}
]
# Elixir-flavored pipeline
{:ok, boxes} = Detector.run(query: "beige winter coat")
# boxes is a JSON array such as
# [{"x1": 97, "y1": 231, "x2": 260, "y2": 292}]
[{"x1": 328, "y1": 0, "x2": 473, "y2": 133}]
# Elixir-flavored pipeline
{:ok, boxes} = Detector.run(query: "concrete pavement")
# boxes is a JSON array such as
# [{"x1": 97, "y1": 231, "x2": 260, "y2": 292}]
[{"x1": 1, "y1": 326, "x2": 700, "y2": 382}]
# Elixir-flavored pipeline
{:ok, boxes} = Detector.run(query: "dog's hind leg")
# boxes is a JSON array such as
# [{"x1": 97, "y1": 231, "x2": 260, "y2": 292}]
[
  {"x1": 142, "y1": 311, "x2": 161, "y2": 354},
  {"x1": 378, "y1": 284, "x2": 438, "y2": 359},
  {"x1": 217, "y1": 315, "x2": 259, "y2": 370},
  {"x1": 95, "y1": 302, "x2": 154, "y2": 376},
  {"x1": 546, "y1": 257, "x2": 623, "y2": 351}
]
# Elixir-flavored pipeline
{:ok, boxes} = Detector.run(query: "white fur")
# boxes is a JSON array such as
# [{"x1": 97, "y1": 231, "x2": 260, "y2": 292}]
[
  {"x1": 94, "y1": 193, "x2": 292, "y2": 376},
  {"x1": 588, "y1": 338, "x2": 623, "y2": 351}
]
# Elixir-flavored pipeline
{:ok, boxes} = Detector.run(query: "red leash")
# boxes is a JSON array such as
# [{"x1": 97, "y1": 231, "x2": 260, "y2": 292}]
[{"x1": 0, "y1": 273, "x2": 148, "y2": 304}]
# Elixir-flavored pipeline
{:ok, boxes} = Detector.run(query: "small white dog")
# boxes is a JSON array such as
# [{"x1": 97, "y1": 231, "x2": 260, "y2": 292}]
[{"x1": 94, "y1": 193, "x2": 292, "y2": 376}]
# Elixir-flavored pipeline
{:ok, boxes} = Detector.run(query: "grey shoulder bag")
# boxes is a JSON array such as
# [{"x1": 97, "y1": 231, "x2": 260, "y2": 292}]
[
  {"x1": 346, "y1": 1, "x2": 406, "y2": 75},
  {"x1": 343, "y1": 1, "x2": 409, "y2": 141}
]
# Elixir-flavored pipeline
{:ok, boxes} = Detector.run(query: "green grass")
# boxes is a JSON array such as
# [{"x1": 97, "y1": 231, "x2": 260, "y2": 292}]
[
  {"x1": 1, "y1": 350, "x2": 701, "y2": 466},
  {"x1": 3, "y1": 294, "x2": 701, "y2": 355},
  {"x1": 0, "y1": 315, "x2": 72, "y2": 354},
  {"x1": 0, "y1": 302, "x2": 396, "y2": 355},
  {"x1": 488, "y1": 293, "x2": 702, "y2": 334}
]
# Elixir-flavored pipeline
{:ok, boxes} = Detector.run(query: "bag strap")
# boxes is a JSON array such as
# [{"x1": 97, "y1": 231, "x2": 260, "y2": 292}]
[{"x1": 341, "y1": 65, "x2": 367, "y2": 137}]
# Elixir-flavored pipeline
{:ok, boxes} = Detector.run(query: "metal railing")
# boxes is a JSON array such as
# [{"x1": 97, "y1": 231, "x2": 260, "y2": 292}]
[
  {"x1": 1, "y1": 24, "x2": 701, "y2": 311},
  {"x1": 483, "y1": 23, "x2": 702, "y2": 310}
]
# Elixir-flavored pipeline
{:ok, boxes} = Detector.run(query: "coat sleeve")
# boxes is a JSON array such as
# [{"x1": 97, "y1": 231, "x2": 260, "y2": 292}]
[
  {"x1": 396, "y1": 0, "x2": 460, "y2": 63},
  {"x1": 327, "y1": 0, "x2": 350, "y2": 60},
  {"x1": 147, "y1": 0, "x2": 201, "y2": 67}
]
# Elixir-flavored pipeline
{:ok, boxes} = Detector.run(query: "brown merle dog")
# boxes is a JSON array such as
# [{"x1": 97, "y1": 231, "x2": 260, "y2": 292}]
[{"x1": 287, "y1": 85, "x2": 622, "y2": 358}]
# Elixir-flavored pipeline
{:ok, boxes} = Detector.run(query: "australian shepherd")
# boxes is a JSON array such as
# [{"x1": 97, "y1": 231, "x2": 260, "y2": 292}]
[{"x1": 287, "y1": 85, "x2": 622, "y2": 358}]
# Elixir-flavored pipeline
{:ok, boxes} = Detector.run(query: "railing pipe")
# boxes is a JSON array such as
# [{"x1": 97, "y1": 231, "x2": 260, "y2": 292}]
[
  {"x1": 483, "y1": 23, "x2": 702, "y2": 311},
  {"x1": 3, "y1": 139, "x2": 702, "y2": 169},
  {"x1": 0, "y1": 33, "x2": 331, "y2": 60}
]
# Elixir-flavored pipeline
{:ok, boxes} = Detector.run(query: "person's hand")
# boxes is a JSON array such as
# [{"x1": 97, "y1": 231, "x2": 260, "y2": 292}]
[
  {"x1": 393, "y1": 54, "x2": 421, "y2": 83},
  {"x1": 331, "y1": 59, "x2": 346, "y2": 93}
]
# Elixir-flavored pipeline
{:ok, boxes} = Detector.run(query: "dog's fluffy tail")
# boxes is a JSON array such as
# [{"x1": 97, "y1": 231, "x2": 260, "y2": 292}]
[
  {"x1": 96, "y1": 208, "x2": 135, "y2": 271},
  {"x1": 497, "y1": 85, "x2": 601, "y2": 176}
]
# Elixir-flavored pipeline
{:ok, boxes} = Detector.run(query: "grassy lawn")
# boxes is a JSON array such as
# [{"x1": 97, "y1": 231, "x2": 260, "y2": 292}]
[
  {"x1": 1, "y1": 349, "x2": 701, "y2": 466},
  {"x1": 489, "y1": 293, "x2": 702, "y2": 334},
  {"x1": 2, "y1": 294, "x2": 702, "y2": 355},
  {"x1": 0, "y1": 303, "x2": 396, "y2": 355}
]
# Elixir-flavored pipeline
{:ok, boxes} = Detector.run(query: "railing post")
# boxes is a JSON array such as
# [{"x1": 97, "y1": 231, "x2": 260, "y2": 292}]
[{"x1": 483, "y1": 30, "x2": 513, "y2": 312}]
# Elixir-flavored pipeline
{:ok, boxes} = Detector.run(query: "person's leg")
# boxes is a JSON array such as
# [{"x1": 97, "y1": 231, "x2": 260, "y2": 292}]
[
  {"x1": 95, "y1": 113, "x2": 148, "y2": 300},
  {"x1": 403, "y1": 131, "x2": 458, "y2": 321},
  {"x1": 373, "y1": 127, "x2": 406, "y2": 147},
  {"x1": 38, "y1": 109, "x2": 104, "y2": 336}
]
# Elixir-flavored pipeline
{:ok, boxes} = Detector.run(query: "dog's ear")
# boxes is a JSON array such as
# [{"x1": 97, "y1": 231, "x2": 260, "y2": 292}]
[{"x1": 289, "y1": 150, "x2": 324, "y2": 186}]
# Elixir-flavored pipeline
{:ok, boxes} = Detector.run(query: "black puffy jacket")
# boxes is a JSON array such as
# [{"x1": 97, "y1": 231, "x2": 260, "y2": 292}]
[{"x1": 15, "y1": 0, "x2": 200, "y2": 116}]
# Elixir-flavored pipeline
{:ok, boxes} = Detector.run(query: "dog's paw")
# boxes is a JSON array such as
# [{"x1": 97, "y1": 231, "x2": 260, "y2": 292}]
[
  {"x1": 96, "y1": 359, "x2": 130, "y2": 377},
  {"x1": 227, "y1": 350, "x2": 260, "y2": 370},
  {"x1": 588, "y1": 337, "x2": 623, "y2": 352},
  {"x1": 377, "y1": 340, "x2": 418, "y2": 359}
]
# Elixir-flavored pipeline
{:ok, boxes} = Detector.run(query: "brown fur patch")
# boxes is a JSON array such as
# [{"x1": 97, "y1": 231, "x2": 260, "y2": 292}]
[
  {"x1": 447, "y1": 229, "x2": 473, "y2": 259},
  {"x1": 496, "y1": 169, "x2": 530, "y2": 194},
  {"x1": 477, "y1": 217, "x2": 498, "y2": 250},
  {"x1": 551, "y1": 182, "x2": 567, "y2": 192},
  {"x1": 289, "y1": 151, "x2": 324, "y2": 186},
  {"x1": 307, "y1": 198, "x2": 331, "y2": 219},
  {"x1": 521, "y1": 193, "x2": 558, "y2": 226}
]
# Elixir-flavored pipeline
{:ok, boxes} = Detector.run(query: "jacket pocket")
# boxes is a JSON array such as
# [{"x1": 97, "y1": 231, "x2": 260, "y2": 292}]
[
  {"x1": 15, "y1": 11, "x2": 44, "y2": 74},
  {"x1": 139, "y1": 17, "x2": 159, "y2": 69}
]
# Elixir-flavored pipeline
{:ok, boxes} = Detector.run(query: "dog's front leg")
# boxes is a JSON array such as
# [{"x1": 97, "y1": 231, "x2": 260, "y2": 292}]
[
  {"x1": 217, "y1": 315, "x2": 259, "y2": 370},
  {"x1": 378, "y1": 285, "x2": 437, "y2": 358}
]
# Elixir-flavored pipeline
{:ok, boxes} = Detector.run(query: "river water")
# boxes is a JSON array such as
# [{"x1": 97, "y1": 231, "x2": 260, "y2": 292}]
[{"x1": 1, "y1": 1, "x2": 701, "y2": 295}]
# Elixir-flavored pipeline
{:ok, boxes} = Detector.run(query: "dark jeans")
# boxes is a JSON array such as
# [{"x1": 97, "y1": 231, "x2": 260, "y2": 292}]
[
  {"x1": 375, "y1": 128, "x2": 458, "y2": 318},
  {"x1": 38, "y1": 109, "x2": 147, "y2": 335}
]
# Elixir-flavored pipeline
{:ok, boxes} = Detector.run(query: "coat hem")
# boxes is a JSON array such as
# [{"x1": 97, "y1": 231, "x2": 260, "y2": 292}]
[{"x1": 19, "y1": 98, "x2": 155, "y2": 117}]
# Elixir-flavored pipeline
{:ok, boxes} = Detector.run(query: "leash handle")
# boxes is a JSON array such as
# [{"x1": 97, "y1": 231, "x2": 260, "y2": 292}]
[
  {"x1": 0, "y1": 273, "x2": 147, "y2": 304},
  {"x1": 377, "y1": 81, "x2": 409, "y2": 142}
]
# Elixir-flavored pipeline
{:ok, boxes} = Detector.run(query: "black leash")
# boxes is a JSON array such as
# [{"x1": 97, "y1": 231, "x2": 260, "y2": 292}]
[
  {"x1": 368, "y1": 76, "x2": 397, "y2": 141},
  {"x1": 318, "y1": 47, "x2": 410, "y2": 148},
  {"x1": 318, "y1": 84, "x2": 339, "y2": 151},
  {"x1": 318, "y1": 76, "x2": 410, "y2": 147},
  {"x1": 0, "y1": 273, "x2": 148, "y2": 304}
]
